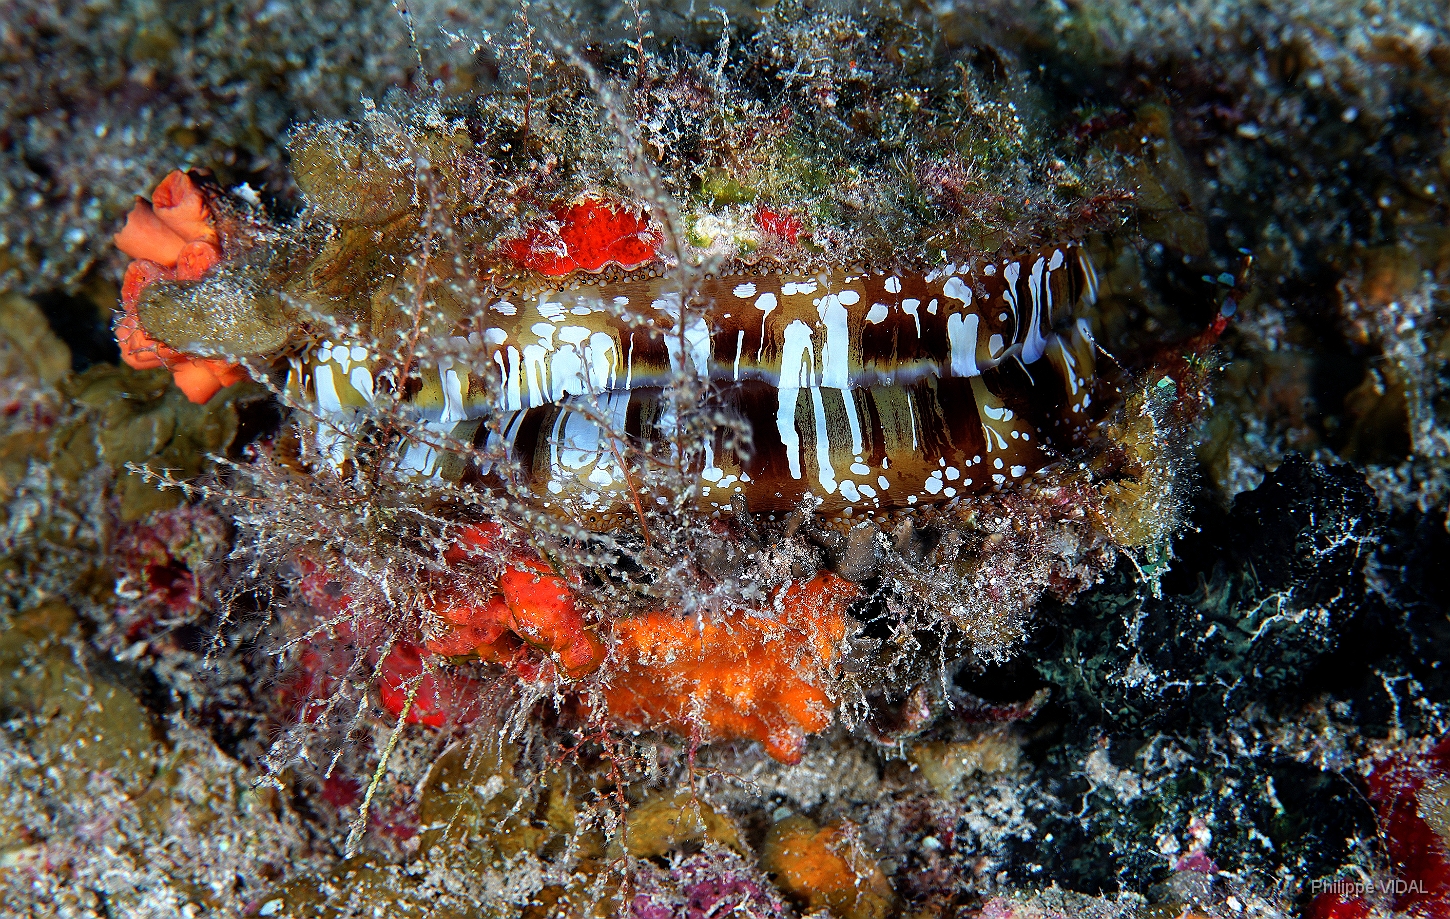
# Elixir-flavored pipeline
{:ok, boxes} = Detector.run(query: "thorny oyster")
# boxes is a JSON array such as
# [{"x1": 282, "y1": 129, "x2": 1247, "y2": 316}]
[{"x1": 105, "y1": 20, "x2": 1176, "y2": 768}]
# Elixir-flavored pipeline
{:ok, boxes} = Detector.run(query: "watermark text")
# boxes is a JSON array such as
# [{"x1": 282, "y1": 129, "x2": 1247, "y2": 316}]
[{"x1": 1308, "y1": 877, "x2": 1427, "y2": 898}]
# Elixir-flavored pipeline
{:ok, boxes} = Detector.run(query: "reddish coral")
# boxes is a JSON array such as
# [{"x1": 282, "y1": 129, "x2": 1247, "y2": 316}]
[
  {"x1": 629, "y1": 852, "x2": 792, "y2": 919},
  {"x1": 319, "y1": 773, "x2": 362, "y2": 810},
  {"x1": 290, "y1": 558, "x2": 484, "y2": 729},
  {"x1": 425, "y1": 523, "x2": 607, "y2": 679},
  {"x1": 1308, "y1": 736, "x2": 1450, "y2": 919},
  {"x1": 502, "y1": 198, "x2": 661, "y2": 275},
  {"x1": 276, "y1": 640, "x2": 345, "y2": 727},
  {"x1": 1363, "y1": 737, "x2": 1450, "y2": 916},
  {"x1": 602, "y1": 574, "x2": 858, "y2": 764},
  {"x1": 113, "y1": 170, "x2": 246, "y2": 404},
  {"x1": 754, "y1": 205, "x2": 804, "y2": 244},
  {"x1": 111, "y1": 505, "x2": 227, "y2": 640},
  {"x1": 377, "y1": 641, "x2": 481, "y2": 728}
]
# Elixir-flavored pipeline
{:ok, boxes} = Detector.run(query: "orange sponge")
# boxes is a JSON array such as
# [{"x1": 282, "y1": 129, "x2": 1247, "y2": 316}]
[
  {"x1": 151, "y1": 170, "x2": 219, "y2": 246},
  {"x1": 602, "y1": 573, "x2": 858, "y2": 764},
  {"x1": 114, "y1": 198, "x2": 187, "y2": 266},
  {"x1": 118, "y1": 260, "x2": 179, "y2": 371},
  {"x1": 112, "y1": 170, "x2": 245, "y2": 404},
  {"x1": 761, "y1": 816, "x2": 896, "y2": 919},
  {"x1": 498, "y1": 562, "x2": 607, "y2": 677},
  {"x1": 425, "y1": 524, "x2": 606, "y2": 679}
]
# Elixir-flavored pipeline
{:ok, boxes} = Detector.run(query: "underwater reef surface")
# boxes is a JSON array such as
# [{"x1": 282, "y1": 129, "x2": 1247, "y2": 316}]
[{"x1": 2, "y1": 0, "x2": 1450, "y2": 916}]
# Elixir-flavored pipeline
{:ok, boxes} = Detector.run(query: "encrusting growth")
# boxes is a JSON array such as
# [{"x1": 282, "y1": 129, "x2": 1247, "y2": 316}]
[
  {"x1": 287, "y1": 515, "x2": 860, "y2": 761},
  {"x1": 424, "y1": 522, "x2": 607, "y2": 679},
  {"x1": 113, "y1": 171, "x2": 247, "y2": 404},
  {"x1": 501, "y1": 197, "x2": 662, "y2": 275},
  {"x1": 360, "y1": 523, "x2": 859, "y2": 762},
  {"x1": 602, "y1": 572, "x2": 858, "y2": 764}
]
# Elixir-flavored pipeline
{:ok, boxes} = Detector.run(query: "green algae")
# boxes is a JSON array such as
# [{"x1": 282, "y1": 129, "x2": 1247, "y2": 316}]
[{"x1": 53, "y1": 365, "x2": 265, "y2": 520}]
